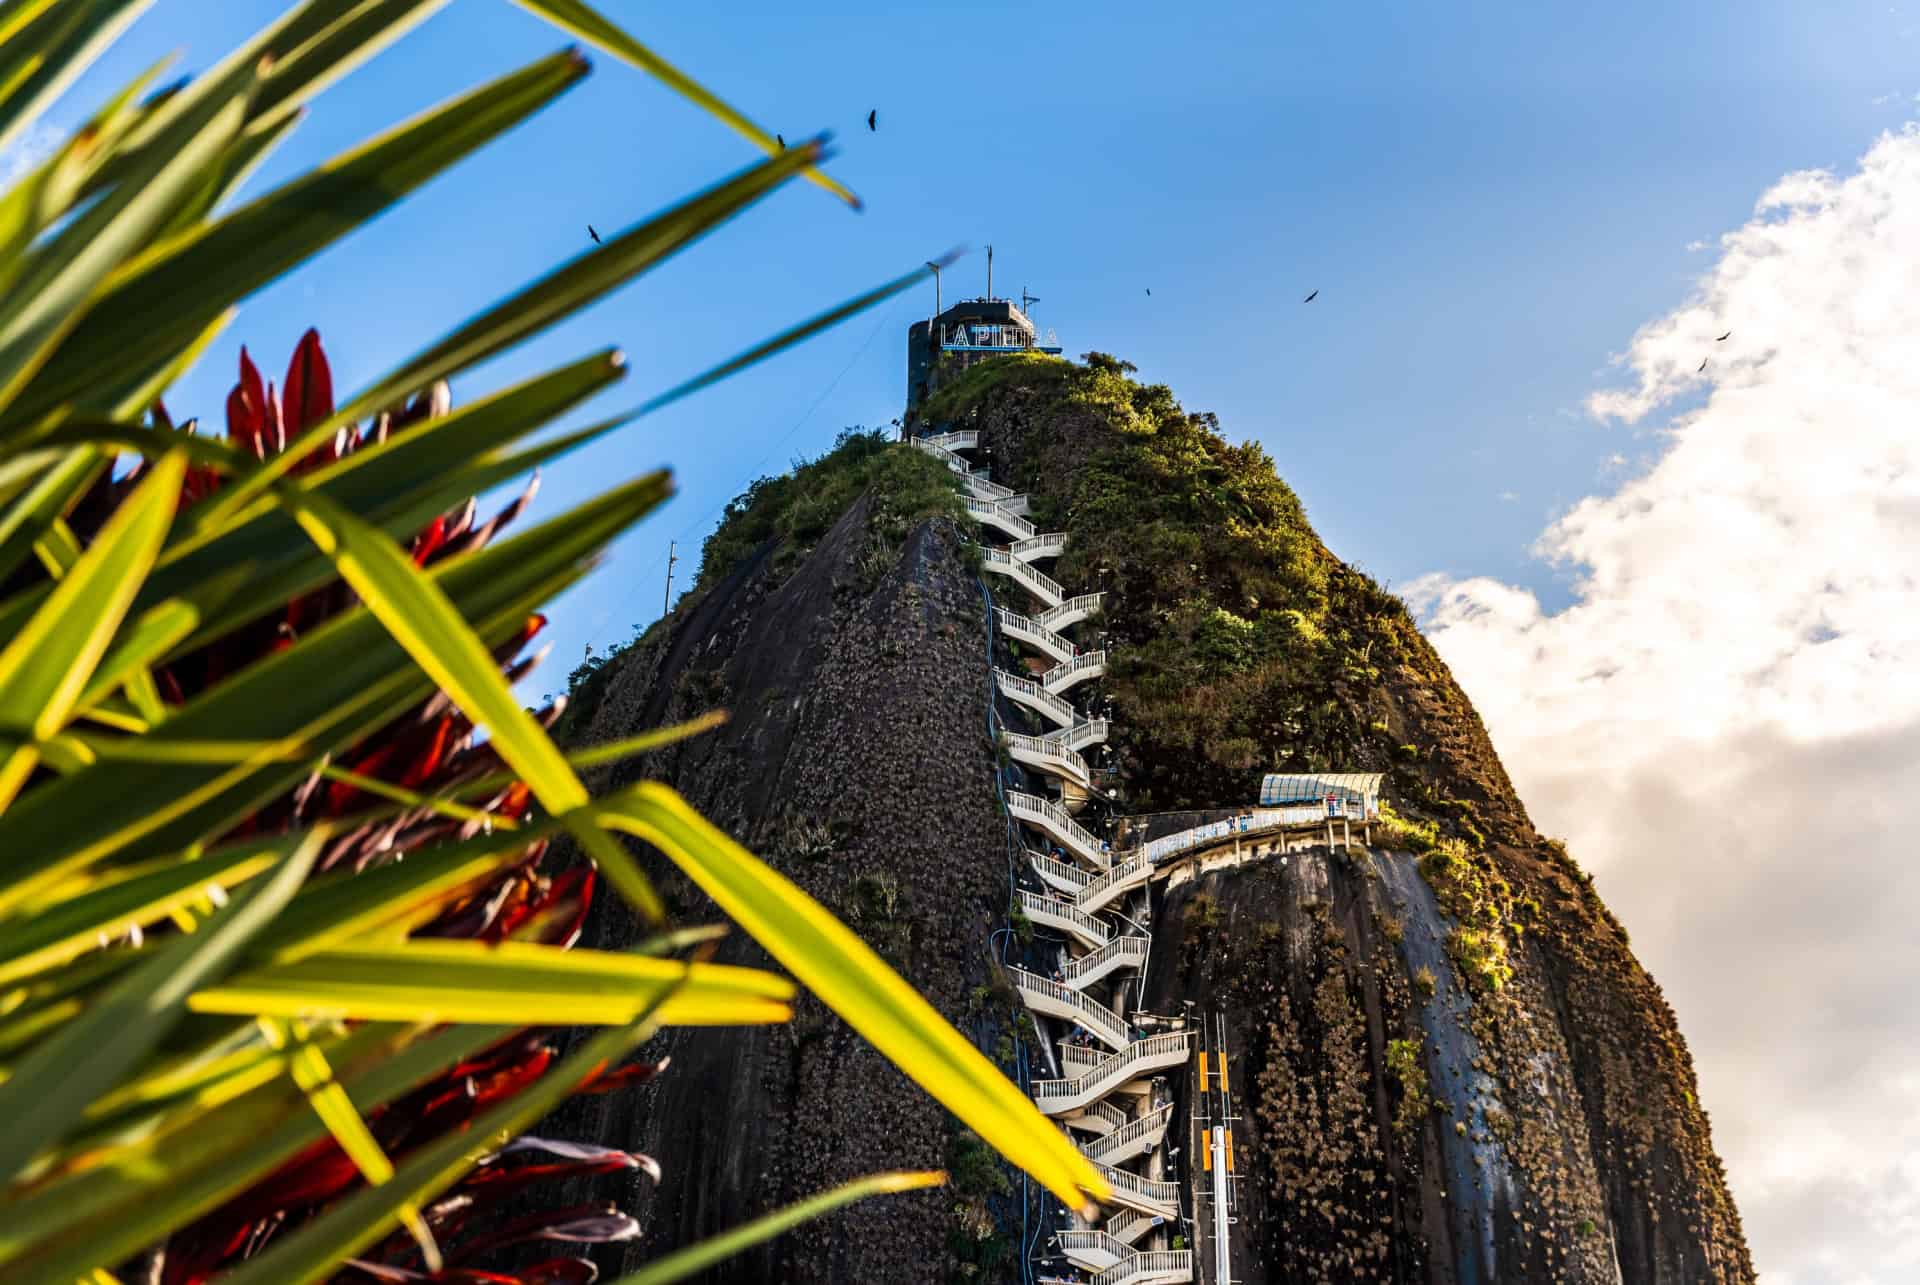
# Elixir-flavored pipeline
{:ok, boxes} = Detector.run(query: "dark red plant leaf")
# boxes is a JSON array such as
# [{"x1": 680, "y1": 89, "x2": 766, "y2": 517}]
[
  {"x1": 444, "y1": 1204, "x2": 639, "y2": 1266},
  {"x1": 227, "y1": 346, "x2": 269, "y2": 458},
  {"x1": 411, "y1": 513, "x2": 448, "y2": 567},
  {"x1": 49, "y1": 329, "x2": 644, "y2": 1283},
  {"x1": 486, "y1": 866, "x2": 595, "y2": 947},
  {"x1": 281, "y1": 327, "x2": 335, "y2": 437},
  {"x1": 512, "y1": 1259, "x2": 600, "y2": 1285},
  {"x1": 461, "y1": 1158, "x2": 648, "y2": 1197},
  {"x1": 573, "y1": 1056, "x2": 671, "y2": 1097}
]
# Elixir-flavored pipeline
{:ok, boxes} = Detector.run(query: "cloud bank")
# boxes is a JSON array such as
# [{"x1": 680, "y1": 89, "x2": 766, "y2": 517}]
[{"x1": 1407, "y1": 126, "x2": 1920, "y2": 1284}]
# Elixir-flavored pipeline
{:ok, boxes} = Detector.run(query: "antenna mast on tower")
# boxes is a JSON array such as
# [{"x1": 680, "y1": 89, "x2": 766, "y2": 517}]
[{"x1": 985, "y1": 244, "x2": 993, "y2": 301}]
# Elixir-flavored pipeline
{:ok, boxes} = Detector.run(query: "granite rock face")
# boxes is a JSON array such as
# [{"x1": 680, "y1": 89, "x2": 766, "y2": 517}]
[{"x1": 545, "y1": 498, "x2": 1014, "y2": 1282}]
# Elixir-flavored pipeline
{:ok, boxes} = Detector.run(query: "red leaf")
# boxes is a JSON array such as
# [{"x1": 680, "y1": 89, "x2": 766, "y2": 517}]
[
  {"x1": 411, "y1": 514, "x2": 448, "y2": 567},
  {"x1": 281, "y1": 328, "x2": 334, "y2": 436},
  {"x1": 226, "y1": 345, "x2": 267, "y2": 458},
  {"x1": 488, "y1": 866, "x2": 594, "y2": 947},
  {"x1": 512, "y1": 1260, "x2": 599, "y2": 1285},
  {"x1": 573, "y1": 1055, "x2": 670, "y2": 1097}
]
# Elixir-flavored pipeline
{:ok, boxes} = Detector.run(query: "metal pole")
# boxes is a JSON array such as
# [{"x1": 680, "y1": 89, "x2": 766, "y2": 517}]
[
  {"x1": 1211, "y1": 1125, "x2": 1231, "y2": 1284},
  {"x1": 986, "y1": 243, "x2": 993, "y2": 301},
  {"x1": 663, "y1": 540, "x2": 678, "y2": 616}
]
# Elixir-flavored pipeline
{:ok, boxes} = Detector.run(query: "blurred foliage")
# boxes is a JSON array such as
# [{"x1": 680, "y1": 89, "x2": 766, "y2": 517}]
[{"x1": 0, "y1": 3, "x2": 1103, "y2": 1281}]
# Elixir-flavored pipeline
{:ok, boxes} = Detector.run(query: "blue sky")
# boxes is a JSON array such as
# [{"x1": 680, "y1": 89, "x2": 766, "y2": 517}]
[
  {"x1": 33, "y1": 6, "x2": 1920, "y2": 1280},
  {"x1": 51, "y1": 0, "x2": 1919, "y2": 695}
]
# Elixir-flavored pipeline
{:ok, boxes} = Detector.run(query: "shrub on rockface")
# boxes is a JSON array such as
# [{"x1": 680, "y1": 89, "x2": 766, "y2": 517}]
[
  {"x1": 924, "y1": 352, "x2": 1427, "y2": 812},
  {"x1": 694, "y1": 428, "x2": 965, "y2": 596}
]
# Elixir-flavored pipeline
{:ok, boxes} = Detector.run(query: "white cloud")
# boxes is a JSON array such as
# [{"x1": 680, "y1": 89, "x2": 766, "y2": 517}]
[
  {"x1": 1409, "y1": 125, "x2": 1920, "y2": 1284},
  {"x1": 1498, "y1": 489, "x2": 1518, "y2": 502}
]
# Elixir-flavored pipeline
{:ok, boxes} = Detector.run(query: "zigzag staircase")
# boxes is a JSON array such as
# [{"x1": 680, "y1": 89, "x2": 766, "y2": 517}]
[{"x1": 917, "y1": 429, "x2": 1195, "y2": 1283}]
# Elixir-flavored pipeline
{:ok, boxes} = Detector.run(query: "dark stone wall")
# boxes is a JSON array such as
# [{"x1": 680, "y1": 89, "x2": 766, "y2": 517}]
[
  {"x1": 1147, "y1": 850, "x2": 1631, "y2": 1284},
  {"x1": 544, "y1": 498, "x2": 1016, "y2": 1283}
]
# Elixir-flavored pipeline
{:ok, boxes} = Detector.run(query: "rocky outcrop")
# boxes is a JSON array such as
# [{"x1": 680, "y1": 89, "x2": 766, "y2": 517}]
[
  {"x1": 549, "y1": 354, "x2": 1751, "y2": 1284},
  {"x1": 545, "y1": 496, "x2": 1016, "y2": 1282},
  {"x1": 1146, "y1": 847, "x2": 1715, "y2": 1283}
]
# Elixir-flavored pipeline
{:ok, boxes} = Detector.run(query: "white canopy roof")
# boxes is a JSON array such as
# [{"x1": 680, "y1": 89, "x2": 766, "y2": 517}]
[{"x1": 1258, "y1": 772, "x2": 1385, "y2": 806}]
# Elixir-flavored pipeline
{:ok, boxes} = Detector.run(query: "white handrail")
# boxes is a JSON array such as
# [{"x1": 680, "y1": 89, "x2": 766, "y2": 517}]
[
  {"x1": 1058, "y1": 1229, "x2": 1130, "y2": 1269},
  {"x1": 1075, "y1": 854, "x2": 1150, "y2": 915},
  {"x1": 1018, "y1": 889, "x2": 1110, "y2": 947},
  {"x1": 1067, "y1": 1099, "x2": 1130, "y2": 1134},
  {"x1": 1008, "y1": 790, "x2": 1109, "y2": 866},
  {"x1": 1094, "y1": 1162, "x2": 1181, "y2": 1217},
  {"x1": 1096, "y1": 1163, "x2": 1181, "y2": 1205},
  {"x1": 1009, "y1": 531, "x2": 1067, "y2": 562},
  {"x1": 1061, "y1": 934, "x2": 1148, "y2": 986},
  {"x1": 1030, "y1": 1032, "x2": 1192, "y2": 1114},
  {"x1": 996, "y1": 668, "x2": 1077, "y2": 728},
  {"x1": 967, "y1": 469, "x2": 1016, "y2": 500},
  {"x1": 1104, "y1": 1208, "x2": 1155, "y2": 1245},
  {"x1": 996, "y1": 607, "x2": 1078, "y2": 664},
  {"x1": 1079, "y1": 1102, "x2": 1174, "y2": 1164},
  {"x1": 982, "y1": 546, "x2": 1065, "y2": 606},
  {"x1": 1042, "y1": 649, "x2": 1107, "y2": 694},
  {"x1": 1140, "y1": 805, "x2": 1337, "y2": 864},
  {"x1": 1038, "y1": 591, "x2": 1104, "y2": 629},
  {"x1": 924, "y1": 429, "x2": 979, "y2": 452},
  {"x1": 1028, "y1": 847, "x2": 1095, "y2": 893},
  {"x1": 965, "y1": 495, "x2": 1037, "y2": 540},
  {"x1": 1010, "y1": 966, "x2": 1130, "y2": 1049},
  {"x1": 1061, "y1": 1039, "x2": 1108, "y2": 1072},
  {"x1": 1045, "y1": 717, "x2": 1110, "y2": 751},
  {"x1": 1002, "y1": 729, "x2": 1090, "y2": 787},
  {"x1": 908, "y1": 437, "x2": 965, "y2": 469},
  {"x1": 1092, "y1": 1250, "x2": 1194, "y2": 1285}
]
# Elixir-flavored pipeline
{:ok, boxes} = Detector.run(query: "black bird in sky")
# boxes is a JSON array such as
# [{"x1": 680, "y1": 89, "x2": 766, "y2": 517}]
[
  {"x1": 867, "y1": 109, "x2": 877, "y2": 131},
  {"x1": 587, "y1": 225, "x2": 600, "y2": 245},
  {"x1": 1303, "y1": 289, "x2": 1318, "y2": 303},
  {"x1": 1698, "y1": 356, "x2": 1709, "y2": 372},
  {"x1": 1717, "y1": 330, "x2": 1732, "y2": 341},
  {"x1": 1145, "y1": 287, "x2": 1151, "y2": 295},
  {"x1": 775, "y1": 133, "x2": 785, "y2": 148}
]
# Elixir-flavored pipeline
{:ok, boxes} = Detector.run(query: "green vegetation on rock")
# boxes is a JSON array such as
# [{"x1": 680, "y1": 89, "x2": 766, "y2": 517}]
[
  {"x1": 695, "y1": 428, "x2": 965, "y2": 595},
  {"x1": 1384, "y1": 1036, "x2": 1434, "y2": 1138},
  {"x1": 922, "y1": 352, "x2": 1424, "y2": 811}
]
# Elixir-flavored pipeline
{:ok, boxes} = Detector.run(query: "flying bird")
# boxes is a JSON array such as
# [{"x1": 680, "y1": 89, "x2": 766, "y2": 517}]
[
  {"x1": 1717, "y1": 330, "x2": 1732, "y2": 341},
  {"x1": 775, "y1": 133, "x2": 785, "y2": 148},
  {"x1": 587, "y1": 225, "x2": 600, "y2": 245},
  {"x1": 1698, "y1": 356, "x2": 1709, "y2": 372},
  {"x1": 867, "y1": 109, "x2": 877, "y2": 131},
  {"x1": 1303, "y1": 289, "x2": 1318, "y2": 303},
  {"x1": 1145, "y1": 287, "x2": 1151, "y2": 296}
]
